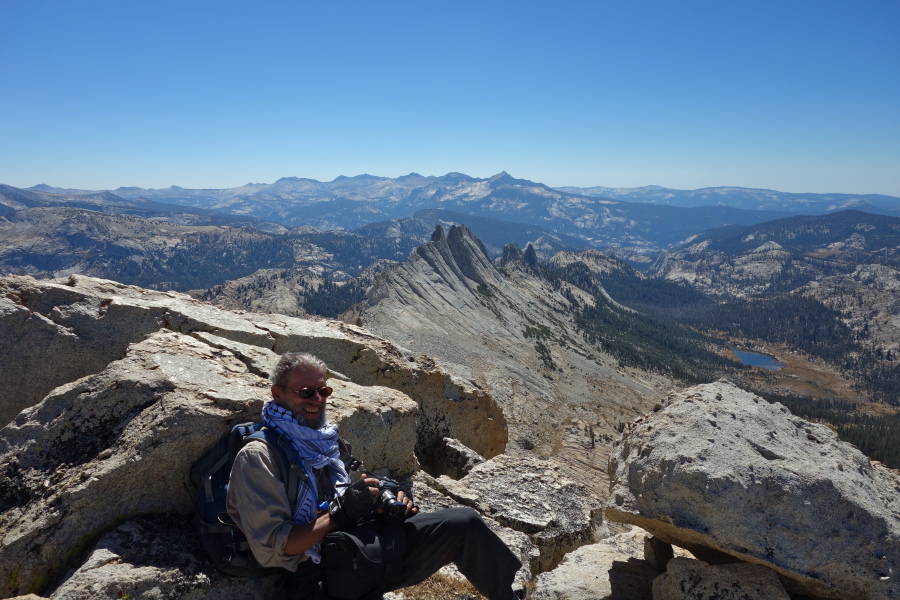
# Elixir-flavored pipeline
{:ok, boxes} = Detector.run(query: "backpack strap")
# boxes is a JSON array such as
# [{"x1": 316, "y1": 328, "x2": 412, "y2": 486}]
[
  {"x1": 194, "y1": 423, "x2": 258, "y2": 507},
  {"x1": 245, "y1": 427, "x2": 313, "y2": 517}
]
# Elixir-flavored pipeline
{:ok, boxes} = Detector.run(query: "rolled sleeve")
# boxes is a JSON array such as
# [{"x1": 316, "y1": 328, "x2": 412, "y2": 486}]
[{"x1": 226, "y1": 440, "x2": 306, "y2": 572}]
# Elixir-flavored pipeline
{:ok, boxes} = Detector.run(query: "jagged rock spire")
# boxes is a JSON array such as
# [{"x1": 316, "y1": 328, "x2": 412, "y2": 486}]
[
  {"x1": 523, "y1": 243, "x2": 538, "y2": 267},
  {"x1": 500, "y1": 243, "x2": 523, "y2": 266}
]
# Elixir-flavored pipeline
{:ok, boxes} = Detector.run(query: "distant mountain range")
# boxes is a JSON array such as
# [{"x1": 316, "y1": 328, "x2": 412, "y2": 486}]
[
  {"x1": 15, "y1": 173, "x2": 896, "y2": 257},
  {"x1": 556, "y1": 184, "x2": 900, "y2": 215},
  {"x1": 29, "y1": 174, "x2": 900, "y2": 219},
  {"x1": 650, "y1": 209, "x2": 900, "y2": 296},
  {"x1": 0, "y1": 184, "x2": 281, "y2": 230}
]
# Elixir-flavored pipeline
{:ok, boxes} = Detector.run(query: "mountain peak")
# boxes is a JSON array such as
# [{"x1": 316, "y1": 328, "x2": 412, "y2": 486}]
[
  {"x1": 440, "y1": 172, "x2": 478, "y2": 184},
  {"x1": 486, "y1": 172, "x2": 538, "y2": 189},
  {"x1": 331, "y1": 174, "x2": 383, "y2": 183}
]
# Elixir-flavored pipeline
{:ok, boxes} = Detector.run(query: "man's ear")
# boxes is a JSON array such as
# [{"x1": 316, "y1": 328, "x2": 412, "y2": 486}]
[{"x1": 271, "y1": 384, "x2": 282, "y2": 401}]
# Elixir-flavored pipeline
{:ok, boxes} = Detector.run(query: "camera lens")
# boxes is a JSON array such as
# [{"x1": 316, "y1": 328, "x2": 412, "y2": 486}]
[{"x1": 379, "y1": 487, "x2": 407, "y2": 523}]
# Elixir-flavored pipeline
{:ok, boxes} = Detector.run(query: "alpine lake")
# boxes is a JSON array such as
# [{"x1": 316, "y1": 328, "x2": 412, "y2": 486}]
[{"x1": 732, "y1": 350, "x2": 785, "y2": 371}]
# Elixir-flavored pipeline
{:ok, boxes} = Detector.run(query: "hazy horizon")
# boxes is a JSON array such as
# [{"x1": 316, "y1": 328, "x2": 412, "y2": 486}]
[{"x1": 12, "y1": 172, "x2": 900, "y2": 200}]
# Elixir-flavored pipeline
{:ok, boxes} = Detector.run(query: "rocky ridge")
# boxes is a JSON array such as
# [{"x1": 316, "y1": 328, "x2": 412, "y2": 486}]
[
  {"x1": 191, "y1": 266, "x2": 324, "y2": 317},
  {"x1": 193, "y1": 260, "x2": 399, "y2": 320},
  {"x1": 353, "y1": 225, "x2": 671, "y2": 489},
  {"x1": 558, "y1": 184, "x2": 900, "y2": 216}
]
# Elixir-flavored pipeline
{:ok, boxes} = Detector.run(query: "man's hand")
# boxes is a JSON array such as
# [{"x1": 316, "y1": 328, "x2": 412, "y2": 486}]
[
  {"x1": 396, "y1": 489, "x2": 418, "y2": 517},
  {"x1": 328, "y1": 477, "x2": 379, "y2": 528},
  {"x1": 359, "y1": 477, "x2": 380, "y2": 497}
]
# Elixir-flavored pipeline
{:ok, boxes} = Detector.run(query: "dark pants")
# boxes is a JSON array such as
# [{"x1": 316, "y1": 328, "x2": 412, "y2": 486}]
[{"x1": 280, "y1": 508, "x2": 521, "y2": 600}]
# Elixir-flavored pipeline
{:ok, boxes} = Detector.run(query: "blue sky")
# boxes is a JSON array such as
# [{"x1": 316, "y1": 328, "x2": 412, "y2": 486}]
[{"x1": 1, "y1": 0, "x2": 898, "y2": 195}]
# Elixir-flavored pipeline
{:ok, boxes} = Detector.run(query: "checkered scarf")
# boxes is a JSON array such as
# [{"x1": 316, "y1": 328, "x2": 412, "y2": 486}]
[{"x1": 261, "y1": 400, "x2": 351, "y2": 563}]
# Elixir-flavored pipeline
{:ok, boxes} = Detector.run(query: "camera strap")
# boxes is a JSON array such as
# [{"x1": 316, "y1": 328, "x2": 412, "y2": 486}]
[
  {"x1": 337, "y1": 438, "x2": 363, "y2": 472},
  {"x1": 314, "y1": 465, "x2": 336, "y2": 505}
]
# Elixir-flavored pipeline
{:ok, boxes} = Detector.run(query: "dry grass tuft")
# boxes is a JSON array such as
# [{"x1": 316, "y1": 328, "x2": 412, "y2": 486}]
[{"x1": 397, "y1": 572, "x2": 487, "y2": 600}]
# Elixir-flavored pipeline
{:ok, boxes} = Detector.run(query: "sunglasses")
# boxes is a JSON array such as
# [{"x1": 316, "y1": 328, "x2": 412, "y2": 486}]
[{"x1": 284, "y1": 386, "x2": 333, "y2": 399}]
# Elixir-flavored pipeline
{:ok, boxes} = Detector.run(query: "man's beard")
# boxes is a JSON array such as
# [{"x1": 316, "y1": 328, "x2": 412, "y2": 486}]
[{"x1": 296, "y1": 406, "x2": 326, "y2": 430}]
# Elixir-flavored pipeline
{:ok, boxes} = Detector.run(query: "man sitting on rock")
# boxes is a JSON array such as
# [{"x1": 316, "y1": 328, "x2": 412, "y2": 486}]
[{"x1": 227, "y1": 352, "x2": 523, "y2": 600}]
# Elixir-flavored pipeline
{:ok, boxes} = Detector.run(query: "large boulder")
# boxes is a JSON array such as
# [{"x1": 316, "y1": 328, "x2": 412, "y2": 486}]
[
  {"x1": 0, "y1": 330, "x2": 421, "y2": 598},
  {"x1": 606, "y1": 380, "x2": 900, "y2": 600},
  {"x1": 530, "y1": 528, "x2": 659, "y2": 600},
  {"x1": 430, "y1": 454, "x2": 604, "y2": 574}
]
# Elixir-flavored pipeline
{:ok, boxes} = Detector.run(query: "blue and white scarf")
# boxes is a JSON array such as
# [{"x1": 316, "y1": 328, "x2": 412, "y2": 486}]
[{"x1": 262, "y1": 400, "x2": 351, "y2": 563}]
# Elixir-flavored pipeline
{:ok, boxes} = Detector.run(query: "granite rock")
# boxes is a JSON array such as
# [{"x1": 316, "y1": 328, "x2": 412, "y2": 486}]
[
  {"x1": 0, "y1": 330, "x2": 421, "y2": 597},
  {"x1": 431, "y1": 454, "x2": 604, "y2": 574},
  {"x1": 50, "y1": 514, "x2": 267, "y2": 600},
  {"x1": 652, "y1": 557, "x2": 790, "y2": 600},
  {"x1": 606, "y1": 380, "x2": 900, "y2": 600},
  {"x1": 434, "y1": 437, "x2": 485, "y2": 480},
  {"x1": 530, "y1": 528, "x2": 658, "y2": 600}
]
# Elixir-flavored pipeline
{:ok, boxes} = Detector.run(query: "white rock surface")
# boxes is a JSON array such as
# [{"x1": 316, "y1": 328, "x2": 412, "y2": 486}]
[
  {"x1": 606, "y1": 380, "x2": 900, "y2": 600},
  {"x1": 0, "y1": 273, "x2": 510, "y2": 463}
]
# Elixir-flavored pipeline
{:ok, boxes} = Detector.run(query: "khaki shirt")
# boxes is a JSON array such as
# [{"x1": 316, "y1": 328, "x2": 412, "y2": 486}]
[{"x1": 226, "y1": 440, "x2": 308, "y2": 572}]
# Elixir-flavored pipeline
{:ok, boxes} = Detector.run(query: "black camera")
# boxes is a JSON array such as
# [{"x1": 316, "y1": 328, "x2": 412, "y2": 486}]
[{"x1": 376, "y1": 479, "x2": 408, "y2": 523}]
